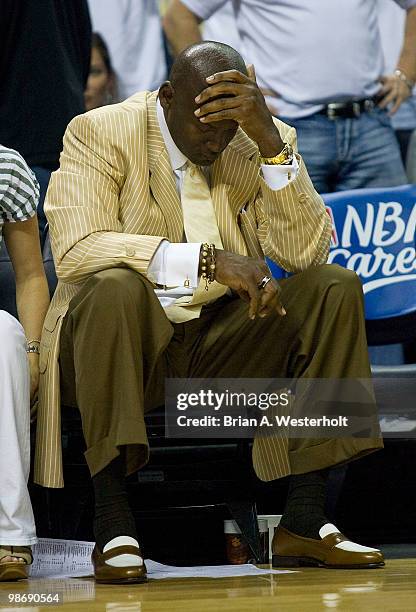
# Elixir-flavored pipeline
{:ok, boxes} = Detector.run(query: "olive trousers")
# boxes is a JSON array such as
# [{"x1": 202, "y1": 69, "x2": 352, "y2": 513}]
[{"x1": 59, "y1": 264, "x2": 383, "y2": 482}]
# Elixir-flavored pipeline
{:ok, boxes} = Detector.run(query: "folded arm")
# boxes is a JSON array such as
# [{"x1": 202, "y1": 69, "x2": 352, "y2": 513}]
[{"x1": 254, "y1": 125, "x2": 332, "y2": 272}]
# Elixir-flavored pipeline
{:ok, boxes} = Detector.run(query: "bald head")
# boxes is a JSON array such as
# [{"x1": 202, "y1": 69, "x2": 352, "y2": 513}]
[
  {"x1": 159, "y1": 42, "x2": 245, "y2": 165},
  {"x1": 169, "y1": 41, "x2": 247, "y2": 97}
]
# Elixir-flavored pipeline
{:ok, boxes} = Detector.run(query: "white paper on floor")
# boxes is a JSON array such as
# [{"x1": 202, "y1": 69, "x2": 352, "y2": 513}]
[
  {"x1": 144, "y1": 560, "x2": 295, "y2": 579},
  {"x1": 29, "y1": 538, "x2": 295, "y2": 580},
  {"x1": 29, "y1": 539, "x2": 95, "y2": 579}
]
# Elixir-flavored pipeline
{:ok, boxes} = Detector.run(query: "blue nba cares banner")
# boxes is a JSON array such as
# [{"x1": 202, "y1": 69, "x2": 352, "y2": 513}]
[{"x1": 324, "y1": 185, "x2": 416, "y2": 320}]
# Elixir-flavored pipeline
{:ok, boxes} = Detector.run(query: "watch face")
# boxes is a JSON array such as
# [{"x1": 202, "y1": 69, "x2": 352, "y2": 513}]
[{"x1": 281, "y1": 143, "x2": 294, "y2": 163}]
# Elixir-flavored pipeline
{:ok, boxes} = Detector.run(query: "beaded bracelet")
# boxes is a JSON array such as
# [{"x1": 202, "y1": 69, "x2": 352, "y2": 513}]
[{"x1": 200, "y1": 243, "x2": 216, "y2": 291}]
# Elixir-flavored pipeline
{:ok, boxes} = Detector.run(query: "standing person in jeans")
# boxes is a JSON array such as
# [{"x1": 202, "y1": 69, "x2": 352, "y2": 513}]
[
  {"x1": 378, "y1": 0, "x2": 416, "y2": 166},
  {"x1": 164, "y1": 0, "x2": 416, "y2": 193},
  {"x1": 0, "y1": 146, "x2": 50, "y2": 581},
  {"x1": 0, "y1": 0, "x2": 92, "y2": 240}
]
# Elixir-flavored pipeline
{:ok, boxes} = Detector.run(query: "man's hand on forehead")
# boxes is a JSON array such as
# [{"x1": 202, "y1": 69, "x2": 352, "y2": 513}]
[
  {"x1": 194, "y1": 66, "x2": 256, "y2": 107},
  {"x1": 193, "y1": 65, "x2": 284, "y2": 157}
]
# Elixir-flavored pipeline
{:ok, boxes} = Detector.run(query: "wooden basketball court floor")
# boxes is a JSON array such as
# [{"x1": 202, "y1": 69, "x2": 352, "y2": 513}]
[{"x1": 1, "y1": 557, "x2": 416, "y2": 612}]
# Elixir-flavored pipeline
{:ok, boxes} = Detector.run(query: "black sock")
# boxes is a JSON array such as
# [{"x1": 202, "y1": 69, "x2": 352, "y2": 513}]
[
  {"x1": 92, "y1": 452, "x2": 138, "y2": 552},
  {"x1": 280, "y1": 469, "x2": 329, "y2": 539}
]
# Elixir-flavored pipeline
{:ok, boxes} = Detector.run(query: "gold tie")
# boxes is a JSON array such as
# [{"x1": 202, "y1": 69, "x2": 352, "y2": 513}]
[
  {"x1": 182, "y1": 163, "x2": 224, "y2": 246},
  {"x1": 164, "y1": 163, "x2": 228, "y2": 323}
]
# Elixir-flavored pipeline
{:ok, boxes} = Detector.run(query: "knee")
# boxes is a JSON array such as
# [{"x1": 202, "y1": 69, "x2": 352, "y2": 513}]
[
  {"x1": 307, "y1": 264, "x2": 363, "y2": 297},
  {"x1": 78, "y1": 269, "x2": 156, "y2": 321},
  {"x1": 88, "y1": 268, "x2": 152, "y2": 303}
]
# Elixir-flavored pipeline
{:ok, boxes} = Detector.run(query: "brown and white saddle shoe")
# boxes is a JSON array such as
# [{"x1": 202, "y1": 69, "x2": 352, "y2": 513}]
[
  {"x1": 272, "y1": 523, "x2": 385, "y2": 569},
  {"x1": 92, "y1": 536, "x2": 147, "y2": 584}
]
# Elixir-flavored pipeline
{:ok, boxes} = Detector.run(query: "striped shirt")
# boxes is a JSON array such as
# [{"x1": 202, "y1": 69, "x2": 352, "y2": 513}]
[{"x1": 0, "y1": 145, "x2": 39, "y2": 248}]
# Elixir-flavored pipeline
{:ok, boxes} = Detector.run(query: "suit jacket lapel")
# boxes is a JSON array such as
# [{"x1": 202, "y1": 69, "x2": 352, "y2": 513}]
[{"x1": 147, "y1": 93, "x2": 184, "y2": 243}]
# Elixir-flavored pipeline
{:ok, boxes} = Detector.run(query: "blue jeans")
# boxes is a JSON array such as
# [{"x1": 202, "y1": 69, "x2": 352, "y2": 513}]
[{"x1": 280, "y1": 107, "x2": 407, "y2": 193}]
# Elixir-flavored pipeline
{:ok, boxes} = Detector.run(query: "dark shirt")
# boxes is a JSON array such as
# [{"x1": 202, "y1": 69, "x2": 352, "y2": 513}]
[{"x1": 0, "y1": 0, "x2": 91, "y2": 168}]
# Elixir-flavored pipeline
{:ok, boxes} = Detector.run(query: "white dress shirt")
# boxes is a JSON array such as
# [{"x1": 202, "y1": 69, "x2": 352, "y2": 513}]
[
  {"x1": 182, "y1": 0, "x2": 416, "y2": 119},
  {"x1": 147, "y1": 98, "x2": 298, "y2": 308}
]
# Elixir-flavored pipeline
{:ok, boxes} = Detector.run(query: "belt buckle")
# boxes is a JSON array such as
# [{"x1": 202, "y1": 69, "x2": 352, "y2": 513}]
[
  {"x1": 327, "y1": 104, "x2": 337, "y2": 120},
  {"x1": 364, "y1": 99, "x2": 375, "y2": 113},
  {"x1": 352, "y1": 101, "x2": 361, "y2": 118}
]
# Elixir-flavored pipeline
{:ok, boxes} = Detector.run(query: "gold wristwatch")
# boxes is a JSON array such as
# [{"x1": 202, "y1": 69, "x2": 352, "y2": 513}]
[{"x1": 260, "y1": 142, "x2": 294, "y2": 165}]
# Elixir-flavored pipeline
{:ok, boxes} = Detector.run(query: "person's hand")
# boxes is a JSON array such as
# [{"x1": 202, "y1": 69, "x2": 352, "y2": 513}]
[
  {"x1": 28, "y1": 353, "x2": 40, "y2": 421},
  {"x1": 194, "y1": 65, "x2": 284, "y2": 157},
  {"x1": 215, "y1": 250, "x2": 286, "y2": 319},
  {"x1": 378, "y1": 73, "x2": 412, "y2": 115},
  {"x1": 28, "y1": 353, "x2": 40, "y2": 403},
  {"x1": 30, "y1": 396, "x2": 39, "y2": 422}
]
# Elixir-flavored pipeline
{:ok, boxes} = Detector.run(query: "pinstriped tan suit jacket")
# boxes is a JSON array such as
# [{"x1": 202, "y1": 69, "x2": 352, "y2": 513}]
[{"x1": 34, "y1": 91, "x2": 331, "y2": 488}]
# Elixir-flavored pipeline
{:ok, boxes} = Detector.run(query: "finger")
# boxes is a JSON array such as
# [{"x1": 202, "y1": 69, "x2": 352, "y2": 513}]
[
  {"x1": 247, "y1": 282, "x2": 261, "y2": 319},
  {"x1": 205, "y1": 69, "x2": 249, "y2": 86},
  {"x1": 395, "y1": 83, "x2": 412, "y2": 103},
  {"x1": 390, "y1": 96, "x2": 405, "y2": 115},
  {"x1": 259, "y1": 301, "x2": 285, "y2": 318},
  {"x1": 378, "y1": 90, "x2": 398, "y2": 109},
  {"x1": 378, "y1": 82, "x2": 393, "y2": 96},
  {"x1": 30, "y1": 396, "x2": 39, "y2": 421},
  {"x1": 259, "y1": 295, "x2": 286, "y2": 317},
  {"x1": 247, "y1": 63, "x2": 256, "y2": 82},
  {"x1": 198, "y1": 108, "x2": 241, "y2": 124},
  {"x1": 259, "y1": 279, "x2": 279, "y2": 301},
  {"x1": 196, "y1": 82, "x2": 251, "y2": 105},
  {"x1": 259, "y1": 284, "x2": 286, "y2": 317},
  {"x1": 258, "y1": 292, "x2": 276, "y2": 318},
  {"x1": 276, "y1": 300, "x2": 286, "y2": 316},
  {"x1": 30, "y1": 385, "x2": 38, "y2": 402},
  {"x1": 195, "y1": 95, "x2": 245, "y2": 118}
]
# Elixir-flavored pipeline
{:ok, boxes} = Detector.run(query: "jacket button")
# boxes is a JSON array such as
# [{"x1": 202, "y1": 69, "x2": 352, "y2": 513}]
[
  {"x1": 298, "y1": 193, "x2": 307, "y2": 204},
  {"x1": 126, "y1": 246, "x2": 135, "y2": 257}
]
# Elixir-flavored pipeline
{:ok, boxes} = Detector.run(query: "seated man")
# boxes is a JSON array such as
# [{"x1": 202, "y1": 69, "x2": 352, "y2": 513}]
[
  {"x1": 0, "y1": 146, "x2": 50, "y2": 581},
  {"x1": 36, "y1": 42, "x2": 384, "y2": 583}
]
